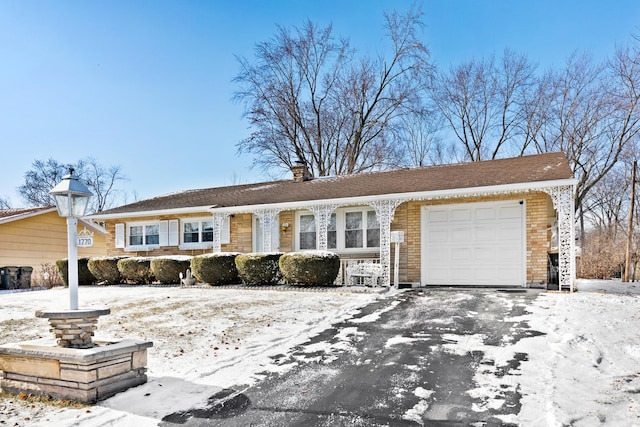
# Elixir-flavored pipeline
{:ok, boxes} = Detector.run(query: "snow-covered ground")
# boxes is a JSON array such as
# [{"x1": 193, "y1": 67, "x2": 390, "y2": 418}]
[{"x1": 1, "y1": 279, "x2": 640, "y2": 426}]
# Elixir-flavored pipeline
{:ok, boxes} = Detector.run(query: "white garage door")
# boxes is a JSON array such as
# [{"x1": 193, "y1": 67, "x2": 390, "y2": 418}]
[{"x1": 421, "y1": 201, "x2": 525, "y2": 286}]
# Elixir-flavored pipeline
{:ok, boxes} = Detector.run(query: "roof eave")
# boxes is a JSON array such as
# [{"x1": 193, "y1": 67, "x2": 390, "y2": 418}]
[
  {"x1": 210, "y1": 178, "x2": 578, "y2": 214},
  {"x1": 88, "y1": 205, "x2": 216, "y2": 221},
  {"x1": 0, "y1": 207, "x2": 58, "y2": 225}
]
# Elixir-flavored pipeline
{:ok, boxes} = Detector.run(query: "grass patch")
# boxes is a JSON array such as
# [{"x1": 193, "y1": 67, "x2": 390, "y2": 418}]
[{"x1": 0, "y1": 391, "x2": 90, "y2": 409}]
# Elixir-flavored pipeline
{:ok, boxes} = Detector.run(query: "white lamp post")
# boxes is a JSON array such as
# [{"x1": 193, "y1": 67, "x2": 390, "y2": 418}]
[{"x1": 50, "y1": 168, "x2": 92, "y2": 310}]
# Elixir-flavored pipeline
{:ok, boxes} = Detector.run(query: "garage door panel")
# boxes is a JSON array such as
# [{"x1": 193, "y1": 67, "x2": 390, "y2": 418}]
[
  {"x1": 451, "y1": 209, "x2": 471, "y2": 221},
  {"x1": 476, "y1": 207, "x2": 497, "y2": 220},
  {"x1": 422, "y1": 201, "x2": 524, "y2": 287},
  {"x1": 451, "y1": 227, "x2": 471, "y2": 242}
]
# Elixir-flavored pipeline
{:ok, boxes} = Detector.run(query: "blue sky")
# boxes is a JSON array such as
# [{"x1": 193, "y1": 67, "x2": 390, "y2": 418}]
[{"x1": 1, "y1": 0, "x2": 638, "y2": 207}]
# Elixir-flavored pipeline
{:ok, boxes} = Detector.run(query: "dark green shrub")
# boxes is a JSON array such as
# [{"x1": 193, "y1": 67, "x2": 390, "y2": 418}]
[
  {"x1": 87, "y1": 256, "x2": 128, "y2": 285},
  {"x1": 235, "y1": 253, "x2": 283, "y2": 285},
  {"x1": 191, "y1": 253, "x2": 240, "y2": 285},
  {"x1": 151, "y1": 256, "x2": 192, "y2": 284},
  {"x1": 117, "y1": 257, "x2": 155, "y2": 284},
  {"x1": 55, "y1": 257, "x2": 97, "y2": 287},
  {"x1": 279, "y1": 251, "x2": 341, "y2": 286}
]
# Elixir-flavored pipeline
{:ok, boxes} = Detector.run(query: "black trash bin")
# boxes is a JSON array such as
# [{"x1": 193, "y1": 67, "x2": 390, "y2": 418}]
[
  {"x1": 0, "y1": 268, "x2": 9, "y2": 289},
  {"x1": 19, "y1": 266, "x2": 33, "y2": 289},
  {"x1": 2, "y1": 266, "x2": 20, "y2": 289}
]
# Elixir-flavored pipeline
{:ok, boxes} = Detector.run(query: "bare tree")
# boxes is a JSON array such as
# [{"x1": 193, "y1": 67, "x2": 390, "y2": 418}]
[
  {"x1": 18, "y1": 158, "x2": 126, "y2": 213},
  {"x1": 0, "y1": 196, "x2": 10, "y2": 209},
  {"x1": 431, "y1": 49, "x2": 537, "y2": 161},
  {"x1": 234, "y1": 6, "x2": 431, "y2": 177}
]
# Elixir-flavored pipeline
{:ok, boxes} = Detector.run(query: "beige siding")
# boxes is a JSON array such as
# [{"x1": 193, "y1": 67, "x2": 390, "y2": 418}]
[{"x1": 0, "y1": 211, "x2": 107, "y2": 279}]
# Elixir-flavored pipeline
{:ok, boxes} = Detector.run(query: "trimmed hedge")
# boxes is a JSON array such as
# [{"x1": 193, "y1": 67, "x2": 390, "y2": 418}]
[
  {"x1": 235, "y1": 253, "x2": 283, "y2": 285},
  {"x1": 279, "y1": 251, "x2": 341, "y2": 286},
  {"x1": 87, "y1": 256, "x2": 128, "y2": 285},
  {"x1": 191, "y1": 253, "x2": 239, "y2": 285},
  {"x1": 55, "y1": 257, "x2": 97, "y2": 287},
  {"x1": 151, "y1": 256, "x2": 192, "y2": 284},
  {"x1": 117, "y1": 257, "x2": 155, "y2": 284}
]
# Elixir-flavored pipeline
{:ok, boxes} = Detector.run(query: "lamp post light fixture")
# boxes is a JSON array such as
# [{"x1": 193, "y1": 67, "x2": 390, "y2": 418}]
[{"x1": 50, "y1": 168, "x2": 93, "y2": 310}]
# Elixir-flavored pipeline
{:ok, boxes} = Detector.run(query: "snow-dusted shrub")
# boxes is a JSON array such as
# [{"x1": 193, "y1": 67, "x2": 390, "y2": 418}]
[
  {"x1": 190, "y1": 253, "x2": 239, "y2": 285},
  {"x1": 117, "y1": 257, "x2": 155, "y2": 284},
  {"x1": 279, "y1": 251, "x2": 340, "y2": 286},
  {"x1": 88, "y1": 256, "x2": 128, "y2": 285},
  {"x1": 151, "y1": 256, "x2": 192, "y2": 284},
  {"x1": 235, "y1": 253, "x2": 283, "y2": 285},
  {"x1": 55, "y1": 257, "x2": 97, "y2": 287}
]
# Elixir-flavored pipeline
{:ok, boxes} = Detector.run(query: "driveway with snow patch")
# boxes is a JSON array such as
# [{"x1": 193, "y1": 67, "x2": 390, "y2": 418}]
[{"x1": 164, "y1": 288, "x2": 542, "y2": 426}]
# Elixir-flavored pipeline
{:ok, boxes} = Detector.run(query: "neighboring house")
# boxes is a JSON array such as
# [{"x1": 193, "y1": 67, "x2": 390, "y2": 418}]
[
  {"x1": 91, "y1": 152, "x2": 577, "y2": 290},
  {"x1": 0, "y1": 206, "x2": 107, "y2": 286}
]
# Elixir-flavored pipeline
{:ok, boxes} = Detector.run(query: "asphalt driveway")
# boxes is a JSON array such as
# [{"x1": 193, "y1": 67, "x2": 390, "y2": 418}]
[{"x1": 160, "y1": 288, "x2": 543, "y2": 426}]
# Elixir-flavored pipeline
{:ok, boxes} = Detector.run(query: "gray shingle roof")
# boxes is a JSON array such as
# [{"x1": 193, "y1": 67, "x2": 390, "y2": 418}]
[{"x1": 96, "y1": 152, "x2": 573, "y2": 216}]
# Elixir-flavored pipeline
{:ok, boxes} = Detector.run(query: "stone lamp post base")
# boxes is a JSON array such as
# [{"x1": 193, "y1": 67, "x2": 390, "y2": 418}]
[
  {"x1": 36, "y1": 308, "x2": 111, "y2": 349},
  {"x1": 0, "y1": 307, "x2": 153, "y2": 403}
]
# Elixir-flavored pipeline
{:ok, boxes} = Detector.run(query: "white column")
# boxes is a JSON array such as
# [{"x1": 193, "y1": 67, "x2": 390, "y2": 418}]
[
  {"x1": 544, "y1": 186, "x2": 576, "y2": 292},
  {"x1": 212, "y1": 212, "x2": 230, "y2": 253},
  {"x1": 254, "y1": 209, "x2": 281, "y2": 252},
  {"x1": 67, "y1": 217, "x2": 79, "y2": 310},
  {"x1": 369, "y1": 199, "x2": 404, "y2": 286},
  {"x1": 308, "y1": 205, "x2": 338, "y2": 250}
]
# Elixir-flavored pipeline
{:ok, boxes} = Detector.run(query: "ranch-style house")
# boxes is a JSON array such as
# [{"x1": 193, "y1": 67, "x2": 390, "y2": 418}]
[{"x1": 90, "y1": 152, "x2": 577, "y2": 290}]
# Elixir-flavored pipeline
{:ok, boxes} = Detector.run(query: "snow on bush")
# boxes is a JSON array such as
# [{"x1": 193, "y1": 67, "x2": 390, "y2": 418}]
[
  {"x1": 235, "y1": 252, "x2": 283, "y2": 285},
  {"x1": 190, "y1": 252, "x2": 240, "y2": 285},
  {"x1": 55, "y1": 257, "x2": 97, "y2": 287},
  {"x1": 87, "y1": 256, "x2": 128, "y2": 285},
  {"x1": 151, "y1": 256, "x2": 192, "y2": 284},
  {"x1": 117, "y1": 257, "x2": 155, "y2": 284},
  {"x1": 279, "y1": 251, "x2": 340, "y2": 286}
]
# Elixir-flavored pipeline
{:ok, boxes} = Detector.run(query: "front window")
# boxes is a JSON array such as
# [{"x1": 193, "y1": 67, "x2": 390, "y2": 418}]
[
  {"x1": 129, "y1": 225, "x2": 143, "y2": 246},
  {"x1": 128, "y1": 223, "x2": 159, "y2": 246},
  {"x1": 183, "y1": 220, "x2": 215, "y2": 244},
  {"x1": 299, "y1": 214, "x2": 316, "y2": 250},
  {"x1": 297, "y1": 209, "x2": 376, "y2": 251},
  {"x1": 145, "y1": 225, "x2": 159, "y2": 245}
]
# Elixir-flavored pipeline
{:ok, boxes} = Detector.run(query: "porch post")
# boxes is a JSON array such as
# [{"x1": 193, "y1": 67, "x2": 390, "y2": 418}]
[
  {"x1": 369, "y1": 199, "x2": 403, "y2": 286},
  {"x1": 254, "y1": 209, "x2": 281, "y2": 252},
  {"x1": 308, "y1": 205, "x2": 338, "y2": 250},
  {"x1": 544, "y1": 186, "x2": 576, "y2": 292},
  {"x1": 212, "y1": 212, "x2": 230, "y2": 253}
]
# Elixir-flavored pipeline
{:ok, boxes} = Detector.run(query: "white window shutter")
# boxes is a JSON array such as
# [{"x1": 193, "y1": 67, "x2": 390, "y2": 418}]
[
  {"x1": 115, "y1": 223, "x2": 125, "y2": 248},
  {"x1": 159, "y1": 220, "x2": 169, "y2": 246},
  {"x1": 169, "y1": 220, "x2": 179, "y2": 246},
  {"x1": 221, "y1": 216, "x2": 231, "y2": 244}
]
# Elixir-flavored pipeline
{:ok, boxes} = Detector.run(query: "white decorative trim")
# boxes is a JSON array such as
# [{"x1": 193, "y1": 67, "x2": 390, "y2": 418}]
[
  {"x1": 212, "y1": 212, "x2": 230, "y2": 253},
  {"x1": 308, "y1": 205, "x2": 338, "y2": 250},
  {"x1": 253, "y1": 209, "x2": 282, "y2": 252},
  {"x1": 368, "y1": 199, "x2": 405, "y2": 287},
  {"x1": 542, "y1": 185, "x2": 576, "y2": 291}
]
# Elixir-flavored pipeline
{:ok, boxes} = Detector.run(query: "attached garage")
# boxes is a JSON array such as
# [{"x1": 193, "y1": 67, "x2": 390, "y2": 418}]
[{"x1": 421, "y1": 200, "x2": 525, "y2": 287}]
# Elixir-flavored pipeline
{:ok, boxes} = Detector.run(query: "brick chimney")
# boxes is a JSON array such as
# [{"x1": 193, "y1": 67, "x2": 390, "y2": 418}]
[{"x1": 291, "y1": 161, "x2": 311, "y2": 183}]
